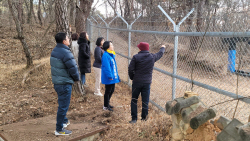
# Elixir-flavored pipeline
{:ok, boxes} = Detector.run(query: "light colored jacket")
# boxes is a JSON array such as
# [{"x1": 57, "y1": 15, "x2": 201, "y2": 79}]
[{"x1": 71, "y1": 40, "x2": 79, "y2": 63}]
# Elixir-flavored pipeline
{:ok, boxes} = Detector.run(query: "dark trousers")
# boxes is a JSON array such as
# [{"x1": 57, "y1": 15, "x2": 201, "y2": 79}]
[
  {"x1": 104, "y1": 84, "x2": 115, "y2": 107},
  {"x1": 54, "y1": 84, "x2": 72, "y2": 131},
  {"x1": 131, "y1": 83, "x2": 151, "y2": 121}
]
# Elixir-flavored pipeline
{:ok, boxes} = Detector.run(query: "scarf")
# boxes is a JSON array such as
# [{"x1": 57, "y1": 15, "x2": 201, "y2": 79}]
[{"x1": 107, "y1": 49, "x2": 116, "y2": 55}]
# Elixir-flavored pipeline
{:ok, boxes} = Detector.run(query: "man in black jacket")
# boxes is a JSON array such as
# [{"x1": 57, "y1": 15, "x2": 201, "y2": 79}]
[{"x1": 128, "y1": 42, "x2": 166, "y2": 123}]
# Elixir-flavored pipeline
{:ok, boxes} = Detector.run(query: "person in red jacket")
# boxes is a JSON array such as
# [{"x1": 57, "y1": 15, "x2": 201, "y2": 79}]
[{"x1": 128, "y1": 42, "x2": 166, "y2": 123}]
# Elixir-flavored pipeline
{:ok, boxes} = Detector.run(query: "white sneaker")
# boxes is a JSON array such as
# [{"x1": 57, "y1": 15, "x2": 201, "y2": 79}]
[
  {"x1": 63, "y1": 121, "x2": 70, "y2": 128},
  {"x1": 94, "y1": 93, "x2": 103, "y2": 96}
]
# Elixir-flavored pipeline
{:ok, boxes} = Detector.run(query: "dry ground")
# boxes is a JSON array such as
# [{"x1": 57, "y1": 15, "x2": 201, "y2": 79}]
[{"x1": 0, "y1": 24, "x2": 220, "y2": 141}]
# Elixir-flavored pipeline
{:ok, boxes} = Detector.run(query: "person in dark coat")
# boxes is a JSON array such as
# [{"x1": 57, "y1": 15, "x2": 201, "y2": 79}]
[
  {"x1": 128, "y1": 42, "x2": 166, "y2": 123},
  {"x1": 93, "y1": 37, "x2": 105, "y2": 96},
  {"x1": 50, "y1": 32, "x2": 80, "y2": 135},
  {"x1": 78, "y1": 32, "x2": 91, "y2": 86}
]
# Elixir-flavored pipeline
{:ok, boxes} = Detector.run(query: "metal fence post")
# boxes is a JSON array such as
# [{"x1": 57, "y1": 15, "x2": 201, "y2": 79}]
[
  {"x1": 116, "y1": 12, "x2": 130, "y2": 83},
  {"x1": 91, "y1": 16, "x2": 100, "y2": 36},
  {"x1": 107, "y1": 15, "x2": 118, "y2": 41},
  {"x1": 116, "y1": 12, "x2": 142, "y2": 84},
  {"x1": 97, "y1": 15, "x2": 109, "y2": 40},
  {"x1": 158, "y1": 5, "x2": 194, "y2": 100}
]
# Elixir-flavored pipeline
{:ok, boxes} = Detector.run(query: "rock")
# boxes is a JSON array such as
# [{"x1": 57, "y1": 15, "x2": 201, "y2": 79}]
[
  {"x1": 184, "y1": 91, "x2": 199, "y2": 98},
  {"x1": 238, "y1": 123, "x2": 250, "y2": 141},
  {"x1": 173, "y1": 96, "x2": 200, "y2": 114},
  {"x1": 215, "y1": 116, "x2": 231, "y2": 130},
  {"x1": 190, "y1": 108, "x2": 216, "y2": 129},
  {"x1": 217, "y1": 118, "x2": 243, "y2": 141},
  {"x1": 171, "y1": 127, "x2": 184, "y2": 140},
  {"x1": 181, "y1": 102, "x2": 206, "y2": 123},
  {"x1": 165, "y1": 97, "x2": 184, "y2": 115}
]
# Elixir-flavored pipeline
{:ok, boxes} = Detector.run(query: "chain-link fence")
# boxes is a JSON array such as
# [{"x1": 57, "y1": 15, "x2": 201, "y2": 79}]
[{"x1": 88, "y1": 1, "x2": 250, "y2": 123}]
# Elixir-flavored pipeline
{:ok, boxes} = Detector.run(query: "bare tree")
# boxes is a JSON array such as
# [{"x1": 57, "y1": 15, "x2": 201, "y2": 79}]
[
  {"x1": 69, "y1": 0, "x2": 75, "y2": 25},
  {"x1": 55, "y1": 0, "x2": 70, "y2": 34},
  {"x1": 17, "y1": 0, "x2": 24, "y2": 24},
  {"x1": 8, "y1": 0, "x2": 33, "y2": 68},
  {"x1": 75, "y1": 0, "x2": 94, "y2": 33},
  {"x1": 27, "y1": 0, "x2": 33, "y2": 24},
  {"x1": 55, "y1": 0, "x2": 85, "y2": 95},
  {"x1": 37, "y1": 0, "x2": 43, "y2": 26}
]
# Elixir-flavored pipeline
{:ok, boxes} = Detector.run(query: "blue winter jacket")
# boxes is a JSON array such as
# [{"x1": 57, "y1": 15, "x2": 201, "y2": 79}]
[
  {"x1": 101, "y1": 51, "x2": 120, "y2": 85},
  {"x1": 50, "y1": 43, "x2": 80, "y2": 85}
]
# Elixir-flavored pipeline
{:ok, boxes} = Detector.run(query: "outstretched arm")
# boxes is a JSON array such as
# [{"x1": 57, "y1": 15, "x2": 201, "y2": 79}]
[{"x1": 154, "y1": 45, "x2": 166, "y2": 62}]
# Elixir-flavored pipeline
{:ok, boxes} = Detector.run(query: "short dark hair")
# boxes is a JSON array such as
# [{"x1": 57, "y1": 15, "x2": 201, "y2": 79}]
[
  {"x1": 71, "y1": 33, "x2": 79, "y2": 41},
  {"x1": 103, "y1": 41, "x2": 112, "y2": 51},
  {"x1": 79, "y1": 32, "x2": 87, "y2": 39},
  {"x1": 96, "y1": 37, "x2": 104, "y2": 46},
  {"x1": 55, "y1": 32, "x2": 67, "y2": 43}
]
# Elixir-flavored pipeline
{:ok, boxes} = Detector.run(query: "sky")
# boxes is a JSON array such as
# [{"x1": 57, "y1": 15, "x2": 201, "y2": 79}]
[{"x1": 93, "y1": 0, "x2": 113, "y2": 17}]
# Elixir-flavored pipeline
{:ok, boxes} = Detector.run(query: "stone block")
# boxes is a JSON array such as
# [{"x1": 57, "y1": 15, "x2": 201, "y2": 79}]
[
  {"x1": 217, "y1": 118, "x2": 244, "y2": 141},
  {"x1": 165, "y1": 97, "x2": 185, "y2": 115},
  {"x1": 173, "y1": 96, "x2": 200, "y2": 114},
  {"x1": 238, "y1": 123, "x2": 250, "y2": 141},
  {"x1": 215, "y1": 116, "x2": 231, "y2": 130},
  {"x1": 190, "y1": 108, "x2": 216, "y2": 129},
  {"x1": 184, "y1": 91, "x2": 199, "y2": 98},
  {"x1": 181, "y1": 102, "x2": 206, "y2": 123}
]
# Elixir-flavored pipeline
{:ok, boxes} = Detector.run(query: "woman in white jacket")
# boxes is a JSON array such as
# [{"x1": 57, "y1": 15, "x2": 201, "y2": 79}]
[{"x1": 71, "y1": 33, "x2": 79, "y2": 63}]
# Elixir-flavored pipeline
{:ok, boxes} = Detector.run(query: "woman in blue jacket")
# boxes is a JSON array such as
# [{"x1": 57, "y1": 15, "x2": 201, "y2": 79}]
[{"x1": 101, "y1": 41, "x2": 120, "y2": 111}]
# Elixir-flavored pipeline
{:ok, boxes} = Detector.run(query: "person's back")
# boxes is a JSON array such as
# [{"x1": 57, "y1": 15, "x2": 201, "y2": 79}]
[
  {"x1": 128, "y1": 42, "x2": 166, "y2": 123},
  {"x1": 131, "y1": 51, "x2": 156, "y2": 84},
  {"x1": 71, "y1": 33, "x2": 79, "y2": 63},
  {"x1": 129, "y1": 42, "x2": 165, "y2": 84},
  {"x1": 50, "y1": 41, "x2": 79, "y2": 85},
  {"x1": 50, "y1": 32, "x2": 79, "y2": 136}
]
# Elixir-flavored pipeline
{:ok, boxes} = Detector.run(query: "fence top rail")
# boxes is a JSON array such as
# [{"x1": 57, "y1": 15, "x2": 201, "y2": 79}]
[
  {"x1": 115, "y1": 51, "x2": 250, "y2": 105},
  {"x1": 92, "y1": 24, "x2": 250, "y2": 37}
]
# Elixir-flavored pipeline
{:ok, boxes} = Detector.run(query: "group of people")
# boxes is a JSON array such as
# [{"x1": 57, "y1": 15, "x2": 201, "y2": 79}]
[{"x1": 50, "y1": 32, "x2": 166, "y2": 135}]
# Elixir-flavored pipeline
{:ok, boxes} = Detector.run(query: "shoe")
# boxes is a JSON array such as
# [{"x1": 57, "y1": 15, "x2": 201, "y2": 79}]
[
  {"x1": 83, "y1": 84, "x2": 88, "y2": 87},
  {"x1": 94, "y1": 93, "x2": 103, "y2": 96},
  {"x1": 103, "y1": 106, "x2": 113, "y2": 112},
  {"x1": 63, "y1": 121, "x2": 70, "y2": 128},
  {"x1": 55, "y1": 129, "x2": 72, "y2": 135},
  {"x1": 109, "y1": 105, "x2": 114, "y2": 108},
  {"x1": 141, "y1": 117, "x2": 148, "y2": 121},
  {"x1": 129, "y1": 120, "x2": 137, "y2": 124}
]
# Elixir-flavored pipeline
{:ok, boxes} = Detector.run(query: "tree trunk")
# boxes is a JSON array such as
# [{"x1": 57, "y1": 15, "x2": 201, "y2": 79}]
[
  {"x1": 55, "y1": 0, "x2": 70, "y2": 34},
  {"x1": 47, "y1": 0, "x2": 55, "y2": 23},
  {"x1": 186, "y1": 0, "x2": 196, "y2": 50},
  {"x1": 55, "y1": 0, "x2": 84, "y2": 95},
  {"x1": 124, "y1": 0, "x2": 131, "y2": 24},
  {"x1": 27, "y1": 0, "x2": 32, "y2": 24},
  {"x1": 75, "y1": 0, "x2": 93, "y2": 33},
  {"x1": 8, "y1": 0, "x2": 33, "y2": 68},
  {"x1": 31, "y1": 0, "x2": 38, "y2": 24},
  {"x1": 18, "y1": 0, "x2": 24, "y2": 24},
  {"x1": 191, "y1": 0, "x2": 205, "y2": 50},
  {"x1": 69, "y1": 0, "x2": 75, "y2": 26},
  {"x1": 37, "y1": 0, "x2": 42, "y2": 26}
]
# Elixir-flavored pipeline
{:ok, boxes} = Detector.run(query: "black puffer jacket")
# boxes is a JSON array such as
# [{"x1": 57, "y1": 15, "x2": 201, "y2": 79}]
[
  {"x1": 78, "y1": 37, "x2": 91, "y2": 73},
  {"x1": 128, "y1": 47, "x2": 165, "y2": 83}
]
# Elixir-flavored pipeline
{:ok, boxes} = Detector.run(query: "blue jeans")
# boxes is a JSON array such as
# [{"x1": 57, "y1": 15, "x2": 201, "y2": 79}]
[
  {"x1": 131, "y1": 83, "x2": 151, "y2": 121},
  {"x1": 54, "y1": 84, "x2": 72, "y2": 131},
  {"x1": 81, "y1": 73, "x2": 86, "y2": 84}
]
